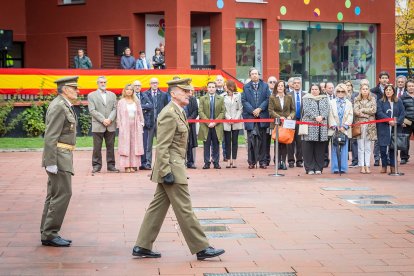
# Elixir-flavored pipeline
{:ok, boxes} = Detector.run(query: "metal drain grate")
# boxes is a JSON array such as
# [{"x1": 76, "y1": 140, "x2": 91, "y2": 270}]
[
  {"x1": 204, "y1": 273, "x2": 296, "y2": 276},
  {"x1": 202, "y1": 225, "x2": 228, "y2": 232},
  {"x1": 359, "y1": 205, "x2": 414, "y2": 210},
  {"x1": 347, "y1": 199, "x2": 394, "y2": 205},
  {"x1": 338, "y1": 195, "x2": 394, "y2": 200},
  {"x1": 199, "y1": 218, "x2": 245, "y2": 225},
  {"x1": 206, "y1": 233, "x2": 258, "y2": 239},
  {"x1": 193, "y1": 207, "x2": 234, "y2": 211},
  {"x1": 321, "y1": 187, "x2": 371, "y2": 191}
]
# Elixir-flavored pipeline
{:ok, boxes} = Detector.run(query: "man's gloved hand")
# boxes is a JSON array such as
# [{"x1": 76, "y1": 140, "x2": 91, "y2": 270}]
[
  {"x1": 163, "y1": 172, "x2": 175, "y2": 185},
  {"x1": 46, "y1": 165, "x2": 58, "y2": 174}
]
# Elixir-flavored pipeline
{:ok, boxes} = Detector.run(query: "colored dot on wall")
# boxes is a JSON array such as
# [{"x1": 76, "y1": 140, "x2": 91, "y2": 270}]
[
  {"x1": 217, "y1": 0, "x2": 224, "y2": 9},
  {"x1": 345, "y1": 0, "x2": 351, "y2": 8},
  {"x1": 337, "y1": 12, "x2": 344, "y2": 21},
  {"x1": 280, "y1": 6, "x2": 287, "y2": 15},
  {"x1": 304, "y1": 0, "x2": 310, "y2": 4},
  {"x1": 355, "y1": 6, "x2": 361, "y2": 15},
  {"x1": 314, "y1": 8, "x2": 321, "y2": 17}
]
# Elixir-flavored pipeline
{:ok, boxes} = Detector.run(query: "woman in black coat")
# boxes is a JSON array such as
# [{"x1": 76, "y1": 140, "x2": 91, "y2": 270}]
[
  {"x1": 152, "y1": 48, "x2": 165, "y2": 69},
  {"x1": 376, "y1": 84, "x2": 405, "y2": 174}
]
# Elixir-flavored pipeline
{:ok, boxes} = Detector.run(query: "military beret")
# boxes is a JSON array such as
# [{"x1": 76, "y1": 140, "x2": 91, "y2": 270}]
[
  {"x1": 54, "y1": 76, "x2": 80, "y2": 88},
  {"x1": 166, "y1": 77, "x2": 193, "y2": 90}
]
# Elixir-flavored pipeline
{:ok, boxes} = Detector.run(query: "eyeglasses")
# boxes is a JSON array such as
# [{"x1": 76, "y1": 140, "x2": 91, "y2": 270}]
[
  {"x1": 99, "y1": 81, "x2": 107, "y2": 84},
  {"x1": 150, "y1": 82, "x2": 159, "y2": 84},
  {"x1": 269, "y1": 81, "x2": 277, "y2": 84},
  {"x1": 336, "y1": 90, "x2": 346, "y2": 93},
  {"x1": 134, "y1": 85, "x2": 141, "y2": 87}
]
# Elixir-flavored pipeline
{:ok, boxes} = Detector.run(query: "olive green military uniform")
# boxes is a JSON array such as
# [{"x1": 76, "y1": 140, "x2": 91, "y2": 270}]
[
  {"x1": 135, "y1": 81, "x2": 209, "y2": 255},
  {"x1": 40, "y1": 77, "x2": 78, "y2": 241}
]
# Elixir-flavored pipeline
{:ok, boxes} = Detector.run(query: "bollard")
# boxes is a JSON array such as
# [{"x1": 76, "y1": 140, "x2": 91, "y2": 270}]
[
  {"x1": 269, "y1": 117, "x2": 284, "y2": 177},
  {"x1": 389, "y1": 117, "x2": 404, "y2": 176}
]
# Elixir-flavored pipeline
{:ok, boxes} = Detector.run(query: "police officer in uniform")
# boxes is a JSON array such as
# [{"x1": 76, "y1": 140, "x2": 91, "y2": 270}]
[
  {"x1": 132, "y1": 78, "x2": 225, "y2": 260},
  {"x1": 40, "y1": 76, "x2": 79, "y2": 247}
]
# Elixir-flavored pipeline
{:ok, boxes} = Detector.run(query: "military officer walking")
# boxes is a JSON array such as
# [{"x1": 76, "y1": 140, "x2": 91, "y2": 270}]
[
  {"x1": 132, "y1": 78, "x2": 225, "y2": 260},
  {"x1": 40, "y1": 76, "x2": 79, "y2": 247}
]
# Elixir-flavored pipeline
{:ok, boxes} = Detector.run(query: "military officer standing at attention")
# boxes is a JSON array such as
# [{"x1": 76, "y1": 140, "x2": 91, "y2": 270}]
[
  {"x1": 40, "y1": 76, "x2": 79, "y2": 247},
  {"x1": 132, "y1": 78, "x2": 225, "y2": 260}
]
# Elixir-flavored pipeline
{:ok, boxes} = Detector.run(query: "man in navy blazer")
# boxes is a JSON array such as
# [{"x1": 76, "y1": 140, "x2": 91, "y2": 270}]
[
  {"x1": 135, "y1": 51, "x2": 152, "y2": 70},
  {"x1": 241, "y1": 68, "x2": 270, "y2": 169},
  {"x1": 139, "y1": 78, "x2": 169, "y2": 170}
]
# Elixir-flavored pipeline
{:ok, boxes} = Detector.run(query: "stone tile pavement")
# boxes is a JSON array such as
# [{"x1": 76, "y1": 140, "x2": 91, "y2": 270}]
[{"x1": 1, "y1": 147, "x2": 414, "y2": 275}]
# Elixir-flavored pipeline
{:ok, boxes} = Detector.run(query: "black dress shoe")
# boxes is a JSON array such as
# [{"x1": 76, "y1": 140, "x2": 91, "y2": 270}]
[
  {"x1": 259, "y1": 165, "x2": 267, "y2": 169},
  {"x1": 132, "y1": 246, "x2": 161, "y2": 258},
  {"x1": 213, "y1": 164, "x2": 221, "y2": 169},
  {"x1": 296, "y1": 161, "x2": 303, "y2": 168},
  {"x1": 400, "y1": 159, "x2": 407, "y2": 165},
  {"x1": 41, "y1": 237, "x2": 70, "y2": 247},
  {"x1": 288, "y1": 162, "x2": 294, "y2": 168},
  {"x1": 203, "y1": 164, "x2": 210, "y2": 169},
  {"x1": 248, "y1": 164, "x2": 256, "y2": 169},
  {"x1": 196, "y1": 246, "x2": 225, "y2": 260},
  {"x1": 187, "y1": 165, "x2": 197, "y2": 169},
  {"x1": 374, "y1": 160, "x2": 380, "y2": 166},
  {"x1": 92, "y1": 167, "x2": 101, "y2": 173},
  {"x1": 107, "y1": 167, "x2": 120, "y2": 173}
]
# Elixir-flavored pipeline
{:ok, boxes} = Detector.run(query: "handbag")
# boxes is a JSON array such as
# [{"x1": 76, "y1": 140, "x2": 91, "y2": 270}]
[
  {"x1": 298, "y1": 124, "x2": 308, "y2": 135},
  {"x1": 390, "y1": 133, "x2": 409, "y2": 151},
  {"x1": 351, "y1": 124, "x2": 361, "y2": 138},
  {"x1": 272, "y1": 127, "x2": 295, "y2": 144},
  {"x1": 332, "y1": 131, "x2": 347, "y2": 146}
]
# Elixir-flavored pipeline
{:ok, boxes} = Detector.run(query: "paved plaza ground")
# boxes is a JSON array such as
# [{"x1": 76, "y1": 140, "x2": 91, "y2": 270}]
[{"x1": 1, "y1": 147, "x2": 414, "y2": 276}]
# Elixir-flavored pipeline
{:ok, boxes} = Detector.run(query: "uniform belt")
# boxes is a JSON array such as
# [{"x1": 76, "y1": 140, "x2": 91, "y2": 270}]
[{"x1": 57, "y1": 142, "x2": 76, "y2": 151}]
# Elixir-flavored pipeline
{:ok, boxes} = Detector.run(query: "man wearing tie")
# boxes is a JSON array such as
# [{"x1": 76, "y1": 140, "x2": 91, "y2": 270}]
[
  {"x1": 396, "y1": 75, "x2": 407, "y2": 98},
  {"x1": 133, "y1": 80, "x2": 142, "y2": 99},
  {"x1": 198, "y1": 82, "x2": 225, "y2": 169},
  {"x1": 140, "y1": 78, "x2": 169, "y2": 170},
  {"x1": 287, "y1": 77, "x2": 305, "y2": 168}
]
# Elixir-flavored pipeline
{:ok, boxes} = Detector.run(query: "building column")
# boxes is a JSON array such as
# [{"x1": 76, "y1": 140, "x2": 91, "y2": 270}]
[
  {"x1": 164, "y1": 3, "x2": 190, "y2": 70},
  {"x1": 263, "y1": 19, "x2": 279, "y2": 80}
]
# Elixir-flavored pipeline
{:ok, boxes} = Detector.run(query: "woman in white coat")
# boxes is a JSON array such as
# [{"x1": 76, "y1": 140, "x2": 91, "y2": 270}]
[
  {"x1": 223, "y1": 80, "x2": 243, "y2": 168},
  {"x1": 328, "y1": 83, "x2": 354, "y2": 174}
]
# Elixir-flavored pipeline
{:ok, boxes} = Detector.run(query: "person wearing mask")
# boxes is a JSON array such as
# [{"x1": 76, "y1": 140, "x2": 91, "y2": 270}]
[
  {"x1": 396, "y1": 75, "x2": 407, "y2": 98},
  {"x1": 135, "y1": 51, "x2": 152, "y2": 70},
  {"x1": 223, "y1": 80, "x2": 243, "y2": 168},
  {"x1": 241, "y1": 68, "x2": 270, "y2": 169},
  {"x1": 344, "y1": 80, "x2": 359, "y2": 168},
  {"x1": 268, "y1": 80, "x2": 295, "y2": 170},
  {"x1": 152, "y1": 47, "x2": 165, "y2": 69},
  {"x1": 120, "y1": 47, "x2": 136, "y2": 69},
  {"x1": 185, "y1": 88, "x2": 199, "y2": 169},
  {"x1": 328, "y1": 83, "x2": 354, "y2": 174},
  {"x1": 353, "y1": 83, "x2": 377, "y2": 174},
  {"x1": 88, "y1": 76, "x2": 119, "y2": 173},
  {"x1": 376, "y1": 84, "x2": 405, "y2": 173},
  {"x1": 198, "y1": 82, "x2": 225, "y2": 169},
  {"x1": 74, "y1": 49, "x2": 92, "y2": 69},
  {"x1": 116, "y1": 84, "x2": 144, "y2": 173},
  {"x1": 287, "y1": 77, "x2": 304, "y2": 168},
  {"x1": 140, "y1": 78, "x2": 169, "y2": 170},
  {"x1": 371, "y1": 71, "x2": 390, "y2": 166},
  {"x1": 400, "y1": 79, "x2": 414, "y2": 164},
  {"x1": 300, "y1": 84, "x2": 330, "y2": 174}
]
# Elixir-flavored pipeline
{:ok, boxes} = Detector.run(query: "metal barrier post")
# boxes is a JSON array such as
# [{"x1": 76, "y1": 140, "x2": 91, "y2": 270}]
[
  {"x1": 389, "y1": 117, "x2": 404, "y2": 176},
  {"x1": 269, "y1": 117, "x2": 284, "y2": 177}
]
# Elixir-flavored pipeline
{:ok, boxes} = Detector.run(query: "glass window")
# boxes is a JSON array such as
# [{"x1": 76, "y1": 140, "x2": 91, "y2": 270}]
[
  {"x1": 279, "y1": 21, "x2": 376, "y2": 90},
  {"x1": 236, "y1": 19, "x2": 262, "y2": 82},
  {"x1": 190, "y1": 27, "x2": 211, "y2": 66}
]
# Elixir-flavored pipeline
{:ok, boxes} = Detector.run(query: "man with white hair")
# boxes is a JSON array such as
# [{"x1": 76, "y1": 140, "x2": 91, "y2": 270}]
[
  {"x1": 396, "y1": 75, "x2": 407, "y2": 98},
  {"x1": 215, "y1": 75, "x2": 226, "y2": 96},
  {"x1": 267, "y1": 76, "x2": 277, "y2": 94},
  {"x1": 132, "y1": 80, "x2": 142, "y2": 100},
  {"x1": 139, "y1": 77, "x2": 169, "y2": 170}
]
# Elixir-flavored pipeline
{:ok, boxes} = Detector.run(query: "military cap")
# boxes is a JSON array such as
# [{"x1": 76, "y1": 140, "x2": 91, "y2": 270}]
[
  {"x1": 54, "y1": 76, "x2": 80, "y2": 88},
  {"x1": 166, "y1": 77, "x2": 193, "y2": 90}
]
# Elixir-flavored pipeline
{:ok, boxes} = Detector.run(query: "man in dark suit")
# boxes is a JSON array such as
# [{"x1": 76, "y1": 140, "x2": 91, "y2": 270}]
[
  {"x1": 140, "y1": 77, "x2": 169, "y2": 170},
  {"x1": 241, "y1": 68, "x2": 270, "y2": 169},
  {"x1": 371, "y1": 71, "x2": 390, "y2": 166},
  {"x1": 287, "y1": 77, "x2": 305, "y2": 168},
  {"x1": 396, "y1": 75, "x2": 407, "y2": 98},
  {"x1": 185, "y1": 89, "x2": 199, "y2": 169}
]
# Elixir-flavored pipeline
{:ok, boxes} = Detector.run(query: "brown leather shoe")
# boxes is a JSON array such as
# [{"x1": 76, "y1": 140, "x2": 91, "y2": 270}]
[{"x1": 380, "y1": 167, "x2": 387, "y2": 173}]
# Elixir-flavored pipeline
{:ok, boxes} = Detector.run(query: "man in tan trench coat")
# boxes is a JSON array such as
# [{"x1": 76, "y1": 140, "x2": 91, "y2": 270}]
[
  {"x1": 40, "y1": 76, "x2": 79, "y2": 247},
  {"x1": 132, "y1": 78, "x2": 225, "y2": 260}
]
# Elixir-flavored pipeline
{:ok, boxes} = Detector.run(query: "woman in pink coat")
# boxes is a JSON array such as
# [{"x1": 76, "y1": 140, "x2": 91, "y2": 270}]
[{"x1": 117, "y1": 84, "x2": 144, "y2": 173}]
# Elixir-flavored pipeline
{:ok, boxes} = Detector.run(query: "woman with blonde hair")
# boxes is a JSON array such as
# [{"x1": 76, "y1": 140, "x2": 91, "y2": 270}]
[
  {"x1": 117, "y1": 84, "x2": 145, "y2": 172},
  {"x1": 353, "y1": 83, "x2": 377, "y2": 173}
]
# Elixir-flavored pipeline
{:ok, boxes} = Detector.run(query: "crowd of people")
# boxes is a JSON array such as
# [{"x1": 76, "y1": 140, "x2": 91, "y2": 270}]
[{"x1": 86, "y1": 70, "x2": 414, "y2": 175}]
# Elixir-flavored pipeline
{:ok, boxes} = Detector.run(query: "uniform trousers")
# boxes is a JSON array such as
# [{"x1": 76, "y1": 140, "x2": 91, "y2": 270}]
[
  {"x1": 40, "y1": 170, "x2": 72, "y2": 240},
  {"x1": 135, "y1": 183, "x2": 209, "y2": 254},
  {"x1": 92, "y1": 131, "x2": 116, "y2": 170}
]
